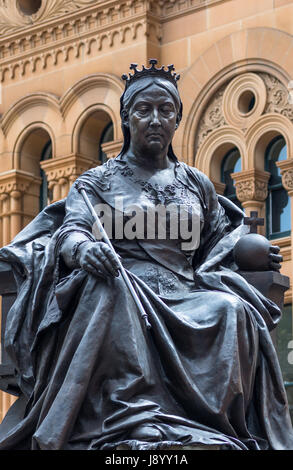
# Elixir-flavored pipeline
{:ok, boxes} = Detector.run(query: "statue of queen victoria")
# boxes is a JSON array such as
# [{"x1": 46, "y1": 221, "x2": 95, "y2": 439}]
[{"x1": 0, "y1": 60, "x2": 292, "y2": 450}]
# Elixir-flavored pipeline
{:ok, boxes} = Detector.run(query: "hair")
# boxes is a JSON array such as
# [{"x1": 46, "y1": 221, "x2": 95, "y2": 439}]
[{"x1": 118, "y1": 76, "x2": 183, "y2": 160}]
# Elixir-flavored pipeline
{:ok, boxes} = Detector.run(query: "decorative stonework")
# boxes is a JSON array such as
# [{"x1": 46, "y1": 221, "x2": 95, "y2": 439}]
[
  {"x1": 195, "y1": 84, "x2": 227, "y2": 152},
  {"x1": 0, "y1": 170, "x2": 41, "y2": 242},
  {"x1": 282, "y1": 170, "x2": 293, "y2": 193},
  {"x1": 149, "y1": 0, "x2": 223, "y2": 20},
  {"x1": 0, "y1": 0, "x2": 223, "y2": 35},
  {"x1": 222, "y1": 73, "x2": 267, "y2": 130},
  {"x1": 0, "y1": 169, "x2": 37, "y2": 196},
  {"x1": 0, "y1": 1, "x2": 97, "y2": 35},
  {"x1": 231, "y1": 169, "x2": 271, "y2": 203},
  {"x1": 40, "y1": 154, "x2": 95, "y2": 202},
  {"x1": 195, "y1": 71, "x2": 293, "y2": 155},
  {"x1": 0, "y1": 0, "x2": 162, "y2": 82},
  {"x1": 0, "y1": 0, "x2": 227, "y2": 83},
  {"x1": 260, "y1": 72, "x2": 293, "y2": 122},
  {"x1": 276, "y1": 159, "x2": 293, "y2": 196}
]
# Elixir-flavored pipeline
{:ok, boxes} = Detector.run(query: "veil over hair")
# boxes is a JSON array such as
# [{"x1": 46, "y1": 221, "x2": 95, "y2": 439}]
[{"x1": 118, "y1": 76, "x2": 183, "y2": 161}]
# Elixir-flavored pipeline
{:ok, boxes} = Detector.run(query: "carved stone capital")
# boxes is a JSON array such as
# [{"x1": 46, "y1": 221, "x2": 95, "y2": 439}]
[
  {"x1": 276, "y1": 159, "x2": 293, "y2": 196},
  {"x1": 40, "y1": 154, "x2": 94, "y2": 185},
  {"x1": 0, "y1": 170, "x2": 38, "y2": 197},
  {"x1": 231, "y1": 169, "x2": 271, "y2": 203},
  {"x1": 40, "y1": 154, "x2": 94, "y2": 201}
]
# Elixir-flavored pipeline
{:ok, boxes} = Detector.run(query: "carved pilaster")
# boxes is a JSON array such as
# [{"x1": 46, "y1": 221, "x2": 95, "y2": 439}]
[
  {"x1": 231, "y1": 169, "x2": 270, "y2": 203},
  {"x1": 0, "y1": 170, "x2": 40, "y2": 244},
  {"x1": 276, "y1": 159, "x2": 293, "y2": 306},
  {"x1": 231, "y1": 169, "x2": 270, "y2": 233},
  {"x1": 40, "y1": 154, "x2": 94, "y2": 203},
  {"x1": 276, "y1": 159, "x2": 293, "y2": 197}
]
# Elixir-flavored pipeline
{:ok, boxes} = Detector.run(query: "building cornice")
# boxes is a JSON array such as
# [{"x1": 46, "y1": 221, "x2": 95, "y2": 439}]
[
  {"x1": 0, "y1": 0, "x2": 225, "y2": 82},
  {"x1": 149, "y1": 0, "x2": 225, "y2": 23},
  {"x1": 0, "y1": 0, "x2": 159, "y2": 82}
]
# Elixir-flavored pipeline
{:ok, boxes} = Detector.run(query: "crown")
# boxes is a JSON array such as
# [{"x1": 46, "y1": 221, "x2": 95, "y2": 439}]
[{"x1": 121, "y1": 59, "x2": 180, "y2": 90}]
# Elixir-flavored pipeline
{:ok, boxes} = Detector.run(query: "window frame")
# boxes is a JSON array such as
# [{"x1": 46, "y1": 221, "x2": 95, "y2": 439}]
[{"x1": 265, "y1": 136, "x2": 291, "y2": 240}]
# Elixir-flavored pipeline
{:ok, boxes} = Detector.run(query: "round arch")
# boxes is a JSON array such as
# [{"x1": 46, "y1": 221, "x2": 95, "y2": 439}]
[
  {"x1": 245, "y1": 113, "x2": 293, "y2": 170},
  {"x1": 195, "y1": 126, "x2": 246, "y2": 181},
  {"x1": 177, "y1": 27, "x2": 293, "y2": 166},
  {"x1": 1, "y1": 92, "x2": 60, "y2": 136},
  {"x1": 11, "y1": 123, "x2": 55, "y2": 223},
  {"x1": 61, "y1": 73, "x2": 124, "y2": 155},
  {"x1": 1, "y1": 92, "x2": 60, "y2": 168},
  {"x1": 13, "y1": 122, "x2": 55, "y2": 171},
  {"x1": 73, "y1": 105, "x2": 115, "y2": 162}
]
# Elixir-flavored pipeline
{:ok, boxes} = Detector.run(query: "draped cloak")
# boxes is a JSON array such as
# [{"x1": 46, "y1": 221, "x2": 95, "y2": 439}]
[{"x1": 0, "y1": 156, "x2": 292, "y2": 450}]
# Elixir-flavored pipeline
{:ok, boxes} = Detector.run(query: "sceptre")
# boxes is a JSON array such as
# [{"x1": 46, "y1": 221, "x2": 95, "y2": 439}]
[{"x1": 76, "y1": 181, "x2": 151, "y2": 330}]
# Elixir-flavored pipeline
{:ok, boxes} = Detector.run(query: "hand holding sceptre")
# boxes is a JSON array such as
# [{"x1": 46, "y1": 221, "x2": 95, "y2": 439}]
[{"x1": 76, "y1": 182, "x2": 151, "y2": 330}]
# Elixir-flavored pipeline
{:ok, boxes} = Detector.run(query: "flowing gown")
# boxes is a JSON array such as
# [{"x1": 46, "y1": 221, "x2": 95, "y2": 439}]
[{"x1": 0, "y1": 155, "x2": 292, "y2": 450}]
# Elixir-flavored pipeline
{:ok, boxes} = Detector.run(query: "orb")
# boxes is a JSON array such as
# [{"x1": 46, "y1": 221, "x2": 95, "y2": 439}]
[{"x1": 233, "y1": 233, "x2": 271, "y2": 271}]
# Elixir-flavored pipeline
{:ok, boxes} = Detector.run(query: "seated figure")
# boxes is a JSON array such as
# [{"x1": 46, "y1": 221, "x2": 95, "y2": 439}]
[{"x1": 0, "y1": 60, "x2": 292, "y2": 450}]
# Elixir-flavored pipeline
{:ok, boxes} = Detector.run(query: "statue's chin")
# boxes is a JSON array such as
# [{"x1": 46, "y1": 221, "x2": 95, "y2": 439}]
[{"x1": 144, "y1": 140, "x2": 166, "y2": 155}]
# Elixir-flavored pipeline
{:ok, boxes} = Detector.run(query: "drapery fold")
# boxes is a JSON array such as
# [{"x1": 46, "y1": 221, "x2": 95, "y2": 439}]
[{"x1": 0, "y1": 158, "x2": 292, "y2": 450}]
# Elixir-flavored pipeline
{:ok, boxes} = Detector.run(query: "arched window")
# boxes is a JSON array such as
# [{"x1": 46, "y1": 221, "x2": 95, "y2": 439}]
[
  {"x1": 99, "y1": 122, "x2": 114, "y2": 164},
  {"x1": 78, "y1": 111, "x2": 113, "y2": 164},
  {"x1": 221, "y1": 147, "x2": 242, "y2": 209},
  {"x1": 40, "y1": 140, "x2": 52, "y2": 211},
  {"x1": 265, "y1": 136, "x2": 291, "y2": 239}
]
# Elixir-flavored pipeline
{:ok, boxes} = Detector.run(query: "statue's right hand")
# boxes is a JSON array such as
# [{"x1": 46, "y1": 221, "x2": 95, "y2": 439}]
[{"x1": 77, "y1": 241, "x2": 120, "y2": 278}]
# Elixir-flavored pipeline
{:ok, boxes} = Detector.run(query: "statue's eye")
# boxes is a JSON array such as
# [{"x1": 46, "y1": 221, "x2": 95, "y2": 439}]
[
  {"x1": 160, "y1": 105, "x2": 174, "y2": 115},
  {"x1": 136, "y1": 105, "x2": 150, "y2": 115}
]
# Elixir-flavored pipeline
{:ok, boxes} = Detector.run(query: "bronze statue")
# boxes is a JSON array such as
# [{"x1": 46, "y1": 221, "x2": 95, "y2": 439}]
[{"x1": 0, "y1": 60, "x2": 292, "y2": 450}]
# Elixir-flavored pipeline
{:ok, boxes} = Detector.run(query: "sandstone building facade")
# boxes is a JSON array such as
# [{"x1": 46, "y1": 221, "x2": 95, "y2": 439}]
[{"x1": 0, "y1": 0, "x2": 292, "y2": 422}]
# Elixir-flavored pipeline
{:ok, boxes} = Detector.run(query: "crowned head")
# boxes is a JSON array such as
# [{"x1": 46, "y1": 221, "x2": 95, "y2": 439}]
[{"x1": 119, "y1": 59, "x2": 183, "y2": 160}]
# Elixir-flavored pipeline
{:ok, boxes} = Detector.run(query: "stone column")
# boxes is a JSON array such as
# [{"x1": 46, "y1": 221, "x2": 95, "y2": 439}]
[
  {"x1": 0, "y1": 171, "x2": 37, "y2": 245},
  {"x1": 0, "y1": 194, "x2": 10, "y2": 247},
  {"x1": 232, "y1": 169, "x2": 271, "y2": 236},
  {"x1": 10, "y1": 190, "x2": 22, "y2": 239},
  {"x1": 0, "y1": 172, "x2": 38, "y2": 418},
  {"x1": 41, "y1": 154, "x2": 94, "y2": 203},
  {"x1": 276, "y1": 159, "x2": 293, "y2": 307}
]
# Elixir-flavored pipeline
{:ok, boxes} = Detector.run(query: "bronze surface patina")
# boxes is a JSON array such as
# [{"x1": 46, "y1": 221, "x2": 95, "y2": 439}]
[{"x1": 0, "y1": 60, "x2": 292, "y2": 450}]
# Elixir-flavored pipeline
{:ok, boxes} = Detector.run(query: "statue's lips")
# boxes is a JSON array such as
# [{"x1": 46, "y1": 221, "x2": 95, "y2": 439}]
[{"x1": 146, "y1": 133, "x2": 163, "y2": 139}]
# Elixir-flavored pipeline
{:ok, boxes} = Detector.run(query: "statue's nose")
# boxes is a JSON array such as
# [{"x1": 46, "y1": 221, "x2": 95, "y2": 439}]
[{"x1": 150, "y1": 108, "x2": 161, "y2": 126}]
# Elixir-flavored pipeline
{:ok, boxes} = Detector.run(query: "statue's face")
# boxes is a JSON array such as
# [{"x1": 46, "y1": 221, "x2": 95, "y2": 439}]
[{"x1": 125, "y1": 83, "x2": 178, "y2": 157}]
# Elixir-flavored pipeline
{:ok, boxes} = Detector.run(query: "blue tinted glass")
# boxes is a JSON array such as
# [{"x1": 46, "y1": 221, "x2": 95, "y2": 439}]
[
  {"x1": 221, "y1": 148, "x2": 242, "y2": 209},
  {"x1": 277, "y1": 144, "x2": 287, "y2": 177},
  {"x1": 266, "y1": 137, "x2": 291, "y2": 238},
  {"x1": 40, "y1": 141, "x2": 52, "y2": 211},
  {"x1": 233, "y1": 157, "x2": 242, "y2": 173},
  {"x1": 280, "y1": 196, "x2": 291, "y2": 232},
  {"x1": 278, "y1": 144, "x2": 287, "y2": 161},
  {"x1": 99, "y1": 122, "x2": 113, "y2": 164}
]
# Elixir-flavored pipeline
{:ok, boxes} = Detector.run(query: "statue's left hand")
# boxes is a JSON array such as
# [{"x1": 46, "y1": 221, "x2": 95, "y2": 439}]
[
  {"x1": 233, "y1": 234, "x2": 283, "y2": 272},
  {"x1": 268, "y1": 245, "x2": 283, "y2": 272}
]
